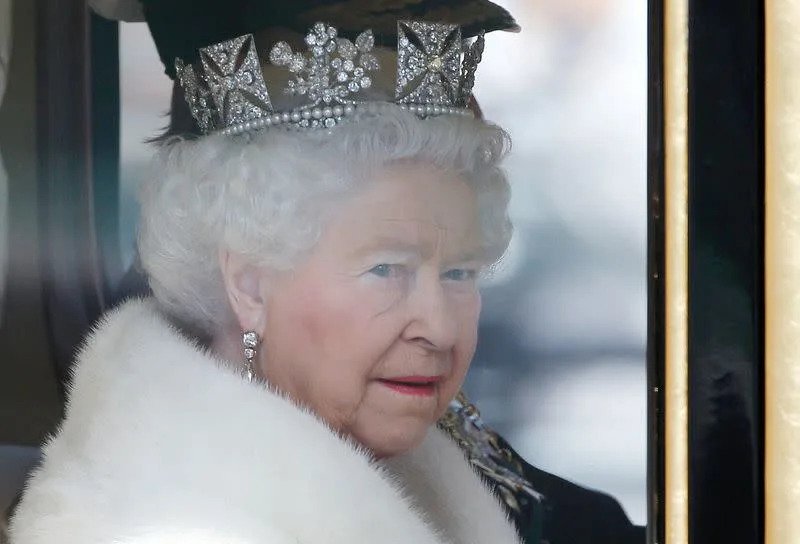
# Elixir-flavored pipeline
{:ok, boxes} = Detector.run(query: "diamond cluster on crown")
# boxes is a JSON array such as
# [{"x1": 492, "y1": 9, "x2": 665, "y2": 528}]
[
  {"x1": 268, "y1": 23, "x2": 380, "y2": 128},
  {"x1": 175, "y1": 20, "x2": 486, "y2": 136}
]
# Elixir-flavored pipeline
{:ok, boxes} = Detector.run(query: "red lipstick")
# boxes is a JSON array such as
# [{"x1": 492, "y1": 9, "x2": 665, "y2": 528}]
[{"x1": 378, "y1": 376, "x2": 441, "y2": 397}]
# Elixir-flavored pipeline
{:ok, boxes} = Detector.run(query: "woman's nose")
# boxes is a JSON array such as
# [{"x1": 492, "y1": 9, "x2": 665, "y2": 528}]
[{"x1": 401, "y1": 274, "x2": 459, "y2": 350}]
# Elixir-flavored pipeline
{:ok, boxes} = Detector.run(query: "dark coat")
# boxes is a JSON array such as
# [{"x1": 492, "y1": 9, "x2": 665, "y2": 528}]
[
  {"x1": 494, "y1": 434, "x2": 645, "y2": 544},
  {"x1": 441, "y1": 397, "x2": 645, "y2": 544}
]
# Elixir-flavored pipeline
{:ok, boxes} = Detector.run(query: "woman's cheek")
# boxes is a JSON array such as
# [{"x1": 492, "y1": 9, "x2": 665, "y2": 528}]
[
  {"x1": 359, "y1": 277, "x2": 410, "y2": 315},
  {"x1": 456, "y1": 293, "x2": 481, "y2": 367},
  {"x1": 449, "y1": 288, "x2": 482, "y2": 324}
]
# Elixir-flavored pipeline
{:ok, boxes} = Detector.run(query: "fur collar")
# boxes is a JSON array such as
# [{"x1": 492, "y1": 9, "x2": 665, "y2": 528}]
[{"x1": 10, "y1": 299, "x2": 520, "y2": 544}]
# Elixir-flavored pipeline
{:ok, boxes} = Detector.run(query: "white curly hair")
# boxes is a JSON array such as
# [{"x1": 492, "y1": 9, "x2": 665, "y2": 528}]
[{"x1": 138, "y1": 106, "x2": 513, "y2": 336}]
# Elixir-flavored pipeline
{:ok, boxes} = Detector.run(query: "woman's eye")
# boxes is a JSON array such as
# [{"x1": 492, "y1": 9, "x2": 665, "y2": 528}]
[
  {"x1": 369, "y1": 264, "x2": 400, "y2": 278},
  {"x1": 442, "y1": 268, "x2": 478, "y2": 281}
]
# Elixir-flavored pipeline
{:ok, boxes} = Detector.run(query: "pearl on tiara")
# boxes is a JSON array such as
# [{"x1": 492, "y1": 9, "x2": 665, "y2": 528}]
[{"x1": 217, "y1": 101, "x2": 475, "y2": 137}]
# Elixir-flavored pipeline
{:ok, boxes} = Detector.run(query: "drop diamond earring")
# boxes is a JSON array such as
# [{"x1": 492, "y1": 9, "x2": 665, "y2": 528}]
[{"x1": 242, "y1": 330, "x2": 260, "y2": 383}]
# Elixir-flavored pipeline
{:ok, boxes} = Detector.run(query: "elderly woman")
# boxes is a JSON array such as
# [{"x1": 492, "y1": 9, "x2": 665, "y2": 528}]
[
  {"x1": 9, "y1": 1, "x2": 532, "y2": 543},
  {"x1": 7, "y1": 2, "x2": 645, "y2": 544}
]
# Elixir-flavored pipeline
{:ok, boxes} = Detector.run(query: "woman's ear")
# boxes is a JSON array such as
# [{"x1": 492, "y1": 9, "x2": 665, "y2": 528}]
[{"x1": 218, "y1": 249, "x2": 270, "y2": 333}]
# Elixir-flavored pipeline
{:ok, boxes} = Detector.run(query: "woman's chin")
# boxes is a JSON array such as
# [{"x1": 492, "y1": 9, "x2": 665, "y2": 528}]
[{"x1": 355, "y1": 422, "x2": 432, "y2": 459}]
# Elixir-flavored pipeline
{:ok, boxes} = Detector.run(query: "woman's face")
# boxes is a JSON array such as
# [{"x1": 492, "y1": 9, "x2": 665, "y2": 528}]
[{"x1": 259, "y1": 161, "x2": 486, "y2": 457}]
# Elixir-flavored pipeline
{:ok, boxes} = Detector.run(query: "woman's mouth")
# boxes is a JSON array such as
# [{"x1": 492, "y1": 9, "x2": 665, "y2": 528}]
[{"x1": 378, "y1": 376, "x2": 441, "y2": 397}]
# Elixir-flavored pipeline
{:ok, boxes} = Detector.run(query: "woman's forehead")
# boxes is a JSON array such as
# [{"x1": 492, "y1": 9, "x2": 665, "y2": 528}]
[
  {"x1": 356, "y1": 163, "x2": 475, "y2": 211},
  {"x1": 345, "y1": 170, "x2": 476, "y2": 220},
  {"x1": 306, "y1": 162, "x2": 485, "y2": 259}
]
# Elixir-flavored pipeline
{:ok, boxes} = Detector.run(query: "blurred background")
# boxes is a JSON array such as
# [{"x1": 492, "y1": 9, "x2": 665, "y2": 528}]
[
  {"x1": 0, "y1": 0, "x2": 646, "y2": 526},
  {"x1": 471, "y1": 0, "x2": 647, "y2": 523}
]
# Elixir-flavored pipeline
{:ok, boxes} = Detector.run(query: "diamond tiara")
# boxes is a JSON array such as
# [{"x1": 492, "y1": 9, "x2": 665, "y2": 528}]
[{"x1": 175, "y1": 20, "x2": 486, "y2": 136}]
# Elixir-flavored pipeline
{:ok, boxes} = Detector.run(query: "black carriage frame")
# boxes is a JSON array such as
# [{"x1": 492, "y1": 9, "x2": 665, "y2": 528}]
[{"x1": 36, "y1": 1, "x2": 767, "y2": 542}]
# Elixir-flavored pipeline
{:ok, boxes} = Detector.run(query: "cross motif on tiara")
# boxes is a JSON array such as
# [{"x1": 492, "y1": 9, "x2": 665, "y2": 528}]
[
  {"x1": 199, "y1": 35, "x2": 273, "y2": 128},
  {"x1": 395, "y1": 21, "x2": 462, "y2": 105},
  {"x1": 175, "y1": 59, "x2": 214, "y2": 134}
]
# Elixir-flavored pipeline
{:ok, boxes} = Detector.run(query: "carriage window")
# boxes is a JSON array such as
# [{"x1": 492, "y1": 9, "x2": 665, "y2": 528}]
[
  {"x1": 119, "y1": 22, "x2": 172, "y2": 271},
  {"x1": 119, "y1": 0, "x2": 647, "y2": 525},
  {"x1": 467, "y1": 0, "x2": 647, "y2": 523}
]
